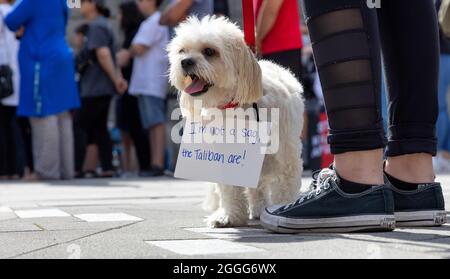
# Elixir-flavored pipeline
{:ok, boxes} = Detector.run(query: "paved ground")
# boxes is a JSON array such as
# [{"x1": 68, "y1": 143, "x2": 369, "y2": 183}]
[{"x1": 0, "y1": 174, "x2": 449, "y2": 259}]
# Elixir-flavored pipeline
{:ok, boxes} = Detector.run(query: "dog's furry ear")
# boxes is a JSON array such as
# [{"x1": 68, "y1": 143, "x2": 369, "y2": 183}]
[{"x1": 233, "y1": 45, "x2": 263, "y2": 105}]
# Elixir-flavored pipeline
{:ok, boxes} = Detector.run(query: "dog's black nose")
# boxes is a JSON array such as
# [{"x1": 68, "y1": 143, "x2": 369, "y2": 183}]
[{"x1": 181, "y1": 58, "x2": 196, "y2": 70}]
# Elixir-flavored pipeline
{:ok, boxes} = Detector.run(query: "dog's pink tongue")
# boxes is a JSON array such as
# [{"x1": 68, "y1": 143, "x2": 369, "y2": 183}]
[{"x1": 185, "y1": 79, "x2": 207, "y2": 95}]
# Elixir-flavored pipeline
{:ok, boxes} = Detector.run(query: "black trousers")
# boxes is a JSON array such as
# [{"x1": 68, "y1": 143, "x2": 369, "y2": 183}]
[
  {"x1": 74, "y1": 96, "x2": 114, "y2": 172},
  {"x1": 115, "y1": 93, "x2": 151, "y2": 172},
  {"x1": 18, "y1": 117, "x2": 33, "y2": 172},
  {"x1": 263, "y1": 48, "x2": 303, "y2": 82},
  {"x1": 302, "y1": 0, "x2": 439, "y2": 156},
  {"x1": 0, "y1": 105, "x2": 25, "y2": 177}
]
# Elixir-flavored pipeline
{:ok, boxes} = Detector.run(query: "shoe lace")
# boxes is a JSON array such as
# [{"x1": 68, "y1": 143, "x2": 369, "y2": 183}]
[
  {"x1": 309, "y1": 167, "x2": 335, "y2": 192},
  {"x1": 284, "y1": 167, "x2": 336, "y2": 209}
]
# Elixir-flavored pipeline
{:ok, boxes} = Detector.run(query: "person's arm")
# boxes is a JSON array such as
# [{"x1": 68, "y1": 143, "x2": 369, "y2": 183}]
[
  {"x1": 4, "y1": 0, "x2": 32, "y2": 31},
  {"x1": 130, "y1": 44, "x2": 149, "y2": 57},
  {"x1": 15, "y1": 26, "x2": 25, "y2": 39},
  {"x1": 96, "y1": 47, "x2": 127, "y2": 94},
  {"x1": 88, "y1": 24, "x2": 127, "y2": 94},
  {"x1": 96, "y1": 47, "x2": 118, "y2": 85},
  {"x1": 117, "y1": 20, "x2": 162, "y2": 67},
  {"x1": 116, "y1": 44, "x2": 148, "y2": 68},
  {"x1": 255, "y1": 0, "x2": 284, "y2": 53},
  {"x1": 160, "y1": 0, "x2": 194, "y2": 27}
]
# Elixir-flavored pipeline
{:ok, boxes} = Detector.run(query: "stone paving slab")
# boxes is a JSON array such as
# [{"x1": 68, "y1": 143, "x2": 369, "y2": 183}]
[{"x1": 0, "y1": 175, "x2": 449, "y2": 259}]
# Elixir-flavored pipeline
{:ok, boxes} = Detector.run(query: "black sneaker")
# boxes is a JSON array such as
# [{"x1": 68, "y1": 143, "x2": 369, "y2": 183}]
[
  {"x1": 261, "y1": 167, "x2": 396, "y2": 233},
  {"x1": 384, "y1": 175, "x2": 447, "y2": 227}
]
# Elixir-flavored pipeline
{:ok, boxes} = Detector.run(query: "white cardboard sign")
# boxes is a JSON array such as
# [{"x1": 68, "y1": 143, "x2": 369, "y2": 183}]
[{"x1": 174, "y1": 117, "x2": 271, "y2": 188}]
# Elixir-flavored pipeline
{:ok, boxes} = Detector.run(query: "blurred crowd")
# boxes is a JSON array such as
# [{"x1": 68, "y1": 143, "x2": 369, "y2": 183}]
[{"x1": 1, "y1": 0, "x2": 450, "y2": 181}]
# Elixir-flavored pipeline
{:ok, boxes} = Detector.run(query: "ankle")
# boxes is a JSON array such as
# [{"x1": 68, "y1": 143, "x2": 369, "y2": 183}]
[
  {"x1": 385, "y1": 153, "x2": 435, "y2": 183},
  {"x1": 334, "y1": 149, "x2": 384, "y2": 185}
]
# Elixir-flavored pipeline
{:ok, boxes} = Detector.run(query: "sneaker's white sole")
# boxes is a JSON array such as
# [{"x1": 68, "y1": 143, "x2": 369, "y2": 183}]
[
  {"x1": 260, "y1": 211, "x2": 396, "y2": 233},
  {"x1": 395, "y1": 210, "x2": 447, "y2": 227}
]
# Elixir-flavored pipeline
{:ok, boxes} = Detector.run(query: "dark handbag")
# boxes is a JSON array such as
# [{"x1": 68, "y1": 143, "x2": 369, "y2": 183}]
[
  {"x1": 76, "y1": 47, "x2": 94, "y2": 76},
  {"x1": 0, "y1": 10, "x2": 14, "y2": 100},
  {"x1": 75, "y1": 24, "x2": 93, "y2": 76},
  {"x1": 0, "y1": 64, "x2": 13, "y2": 100}
]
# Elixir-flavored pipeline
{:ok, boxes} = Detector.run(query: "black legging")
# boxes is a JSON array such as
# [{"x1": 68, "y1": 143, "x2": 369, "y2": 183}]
[
  {"x1": 74, "y1": 95, "x2": 114, "y2": 173},
  {"x1": 302, "y1": 0, "x2": 439, "y2": 156}
]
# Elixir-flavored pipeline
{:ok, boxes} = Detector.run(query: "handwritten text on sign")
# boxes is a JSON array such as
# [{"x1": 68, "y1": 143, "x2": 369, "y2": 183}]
[{"x1": 174, "y1": 118, "x2": 272, "y2": 188}]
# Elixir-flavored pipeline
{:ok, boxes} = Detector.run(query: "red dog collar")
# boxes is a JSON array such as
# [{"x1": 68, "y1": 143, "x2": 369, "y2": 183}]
[
  {"x1": 217, "y1": 102, "x2": 261, "y2": 122},
  {"x1": 218, "y1": 101, "x2": 240, "y2": 110}
]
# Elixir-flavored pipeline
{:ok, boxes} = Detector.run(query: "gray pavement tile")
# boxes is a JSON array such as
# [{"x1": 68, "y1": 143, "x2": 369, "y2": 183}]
[
  {"x1": 0, "y1": 220, "x2": 41, "y2": 233},
  {"x1": 230, "y1": 237, "x2": 441, "y2": 259},
  {"x1": 32, "y1": 219, "x2": 140, "y2": 231},
  {"x1": 0, "y1": 212, "x2": 17, "y2": 222},
  {"x1": 1, "y1": 175, "x2": 450, "y2": 258},
  {"x1": 422, "y1": 237, "x2": 450, "y2": 258},
  {"x1": 14, "y1": 225, "x2": 207, "y2": 259},
  {"x1": 0, "y1": 230, "x2": 101, "y2": 259},
  {"x1": 15, "y1": 237, "x2": 169, "y2": 259},
  {"x1": 184, "y1": 227, "x2": 297, "y2": 240},
  {"x1": 146, "y1": 239, "x2": 264, "y2": 256}
]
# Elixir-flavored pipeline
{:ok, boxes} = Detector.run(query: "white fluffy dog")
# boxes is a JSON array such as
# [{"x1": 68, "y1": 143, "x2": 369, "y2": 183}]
[{"x1": 168, "y1": 16, "x2": 305, "y2": 228}]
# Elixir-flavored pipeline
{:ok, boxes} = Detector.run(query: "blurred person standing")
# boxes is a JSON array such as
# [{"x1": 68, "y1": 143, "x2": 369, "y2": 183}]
[
  {"x1": 435, "y1": 0, "x2": 450, "y2": 172},
  {"x1": 254, "y1": 0, "x2": 303, "y2": 81},
  {"x1": 0, "y1": 0, "x2": 24, "y2": 179},
  {"x1": 115, "y1": 1, "x2": 151, "y2": 177},
  {"x1": 5, "y1": 0, "x2": 80, "y2": 180},
  {"x1": 73, "y1": 23, "x2": 101, "y2": 178},
  {"x1": 160, "y1": 0, "x2": 213, "y2": 28},
  {"x1": 117, "y1": 0, "x2": 169, "y2": 177},
  {"x1": 75, "y1": 0, "x2": 127, "y2": 178},
  {"x1": 159, "y1": 0, "x2": 213, "y2": 172}
]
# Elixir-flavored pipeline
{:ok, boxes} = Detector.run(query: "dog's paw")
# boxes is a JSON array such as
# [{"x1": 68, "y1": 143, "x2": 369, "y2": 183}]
[
  {"x1": 249, "y1": 213, "x2": 260, "y2": 221},
  {"x1": 248, "y1": 202, "x2": 265, "y2": 220},
  {"x1": 202, "y1": 186, "x2": 220, "y2": 212},
  {"x1": 206, "y1": 208, "x2": 247, "y2": 228},
  {"x1": 249, "y1": 208, "x2": 262, "y2": 220}
]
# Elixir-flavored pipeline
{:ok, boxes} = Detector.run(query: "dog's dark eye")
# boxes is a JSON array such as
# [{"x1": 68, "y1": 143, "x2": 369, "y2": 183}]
[
  {"x1": 179, "y1": 49, "x2": 185, "y2": 54},
  {"x1": 203, "y1": 48, "x2": 216, "y2": 57}
]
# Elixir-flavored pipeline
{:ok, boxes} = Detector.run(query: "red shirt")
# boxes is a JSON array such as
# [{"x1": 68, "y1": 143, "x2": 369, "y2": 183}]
[{"x1": 254, "y1": 0, "x2": 303, "y2": 55}]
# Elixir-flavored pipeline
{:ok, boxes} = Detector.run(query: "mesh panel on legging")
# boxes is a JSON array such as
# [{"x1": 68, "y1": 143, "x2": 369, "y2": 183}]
[{"x1": 306, "y1": 5, "x2": 382, "y2": 131}]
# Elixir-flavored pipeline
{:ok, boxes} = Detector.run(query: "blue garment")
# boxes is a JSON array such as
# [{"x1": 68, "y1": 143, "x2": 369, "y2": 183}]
[
  {"x1": 5, "y1": 0, "x2": 80, "y2": 117},
  {"x1": 168, "y1": 0, "x2": 213, "y2": 37},
  {"x1": 189, "y1": 0, "x2": 214, "y2": 18},
  {"x1": 436, "y1": 54, "x2": 450, "y2": 152}
]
